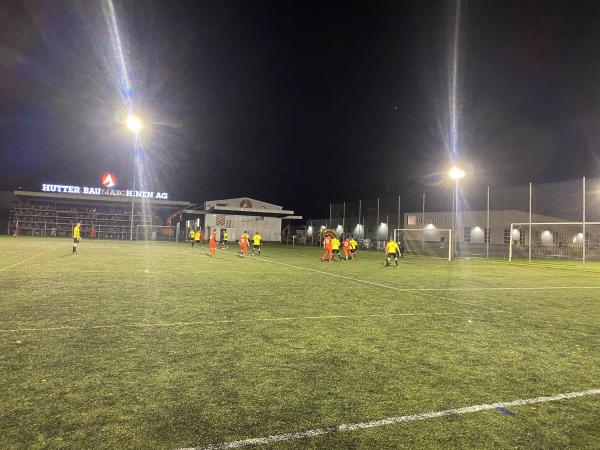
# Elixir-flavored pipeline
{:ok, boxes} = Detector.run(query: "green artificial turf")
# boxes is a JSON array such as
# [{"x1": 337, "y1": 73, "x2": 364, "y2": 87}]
[{"x1": 0, "y1": 236, "x2": 599, "y2": 449}]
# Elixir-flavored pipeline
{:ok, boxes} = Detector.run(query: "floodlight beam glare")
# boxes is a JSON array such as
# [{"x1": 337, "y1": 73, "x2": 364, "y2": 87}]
[
  {"x1": 105, "y1": 0, "x2": 133, "y2": 114},
  {"x1": 450, "y1": 0, "x2": 461, "y2": 156}
]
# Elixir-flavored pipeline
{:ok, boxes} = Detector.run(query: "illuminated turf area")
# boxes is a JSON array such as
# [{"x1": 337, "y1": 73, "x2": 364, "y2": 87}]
[{"x1": 1, "y1": 237, "x2": 599, "y2": 449}]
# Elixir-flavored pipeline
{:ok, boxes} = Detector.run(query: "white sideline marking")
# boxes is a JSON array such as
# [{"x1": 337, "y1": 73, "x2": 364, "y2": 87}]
[
  {"x1": 0, "y1": 245, "x2": 61, "y2": 273},
  {"x1": 182, "y1": 388, "x2": 600, "y2": 450},
  {"x1": 243, "y1": 256, "x2": 504, "y2": 312},
  {"x1": 0, "y1": 311, "x2": 464, "y2": 333}
]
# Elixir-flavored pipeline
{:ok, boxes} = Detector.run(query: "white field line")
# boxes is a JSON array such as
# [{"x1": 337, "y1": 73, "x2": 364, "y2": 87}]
[
  {"x1": 0, "y1": 311, "x2": 465, "y2": 333},
  {"x1": 242, "y1": 255, "x2": 504, "y2": 312},
  {"x1": 182, "y1": 388, "x2": 600, "y2": 450},
  {"x1": 0, "y1": 245, "x2": 62, "y2": 273}
]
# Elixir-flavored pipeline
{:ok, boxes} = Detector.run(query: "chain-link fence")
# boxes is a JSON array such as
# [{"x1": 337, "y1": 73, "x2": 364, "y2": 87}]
[{"x1": 304, "y1": 176, "x2": 600, "y2": 262}]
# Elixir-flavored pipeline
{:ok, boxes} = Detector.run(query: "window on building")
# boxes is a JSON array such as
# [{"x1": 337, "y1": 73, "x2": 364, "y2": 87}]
[
  {"x1": 504, "y1": 228, "x2": 510, "y2": 244},
  {"x1": 484, "y1": 228, "x2": 490, "y2": 244},
  {"x1": 519, "y1": 231, "x2": 527, "y2": 245},
  {"x1": 464, "y1": 227, "x2": 471, "y2": 243}
]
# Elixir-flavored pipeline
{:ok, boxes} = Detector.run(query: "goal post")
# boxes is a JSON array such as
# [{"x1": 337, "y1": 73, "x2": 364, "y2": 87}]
[
  {"x1": 509, "y1": 222, "x2": 600, "y2": 262},
  {"x1": 393, "y1": 228, "x2": 452, "y2": 261},
  {"x1": 135, "y1": 225, "x2": 177, "y2": 241}
]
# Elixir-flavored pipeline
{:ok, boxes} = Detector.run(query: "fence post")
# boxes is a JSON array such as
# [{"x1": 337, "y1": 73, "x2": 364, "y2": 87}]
[
  {"x1": 486, "y1": 186, "x2": 490, "y2": 261},
  {"x1": 528, "y1": 182, "x2": 532, "y2": 264},
  {"x1": 397, "y1": 195, "x2": 401, "y2": 231},
  {"x1": 509, "y1": 224, "x2": 513, "y2": 262},
  {"x1": 342, "y1": 202, "x2": 346, "y2": 237},
  {"x1": 583, "y1": 176, "x2": 586, "y2": 264},
  {"x1": 376, "y1": 197, "x2": 380, "y2": 249},
  {"x1": 421, "y1": 192, "x2": 426, "y2": 253}
]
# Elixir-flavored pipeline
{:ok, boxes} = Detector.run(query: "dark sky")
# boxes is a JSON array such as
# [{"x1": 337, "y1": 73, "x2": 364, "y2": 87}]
[{"x1": 1, "y1": 0, "x2": 600, "y2": 216}]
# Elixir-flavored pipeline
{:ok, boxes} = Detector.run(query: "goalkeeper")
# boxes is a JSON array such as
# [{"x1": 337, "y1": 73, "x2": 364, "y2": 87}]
[{"x1": 384, "y1": 237, "x2": 400, "y2": 267}]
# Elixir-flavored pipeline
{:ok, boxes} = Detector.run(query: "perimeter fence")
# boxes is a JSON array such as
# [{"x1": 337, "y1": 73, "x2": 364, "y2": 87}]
[{"x1": 303, "y1": 176, "x2": 600, "y2": 262}]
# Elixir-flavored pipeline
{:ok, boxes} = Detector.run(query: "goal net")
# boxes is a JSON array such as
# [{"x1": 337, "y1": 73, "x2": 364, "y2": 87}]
[
  {"x1": 393, "y1": 228, "x2": 452, "y2": 261},
  {"x1": 136, "y1": 225, "x2": 177, "y2": 241},
  {"x1": 509, "y1": 222, "x2": 600, "y2": 262}
]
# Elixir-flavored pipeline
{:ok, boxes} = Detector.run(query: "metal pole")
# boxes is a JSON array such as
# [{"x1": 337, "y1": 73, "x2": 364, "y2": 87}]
[
  {"x1": 486, "y1": 186, "x2": 490, "y2": 260},
  {"x1": 329, "y1": 202, "x2": 332, "y2": 229},
  {"x1": 509, "y1": 223, "x2": 513, "y2": 262},
  {"x1": 376, "y1": 197, "x2": 380, "y2": 249},
  {"x1": 583, "y1": 177, "x2": 586, "y2": 264},
  {"x1": 397, "y1": 195, "x2": 401, "y2": 231},
  {"x1": 358, "y1": 200, "x2": 362, "y2": 239},
  {"x1": 528, "y1": 182, "x2": 532, "y2": 263},
  {"x1": 129, "y1": 165, "x2": 136, "y2": 240},
  {"x1": 422, "y1": 192, "x2": 426, "y2": 253},
  {"x1": 342, "y1": 201, "x2": 346, "y2": 237}
]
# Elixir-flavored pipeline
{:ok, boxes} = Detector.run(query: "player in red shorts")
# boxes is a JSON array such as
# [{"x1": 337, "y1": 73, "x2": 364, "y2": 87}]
[
  {"x1": 321, "y1": 233, "x2": 333, "y2": 263},
  {"x1": 342, "y1": 237, "x2": 351, "y2": 261},
  {"x1": 209, "y1": 229, "x2": 217, "y2": 257},
  {"x1": 239, "y1": 230, "x2": 249, "y2": 257}
]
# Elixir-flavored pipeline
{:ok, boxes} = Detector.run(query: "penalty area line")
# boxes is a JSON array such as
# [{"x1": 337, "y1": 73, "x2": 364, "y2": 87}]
[
  {"x1": 0, "y1": 245, "x2": 62, "y2": 273},
  {"x1": 181, "y1": 388, "x2": 600, "y2": 450},
  {"x1": 0, "y1": 311, "x2": 465, "y2": 333},
  {"x1": 243, "y1": 256, "x2": 504, "y2": 312}
]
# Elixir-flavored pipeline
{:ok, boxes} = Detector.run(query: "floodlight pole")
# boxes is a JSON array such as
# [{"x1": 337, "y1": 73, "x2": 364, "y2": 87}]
[
  {"x1": 376, "y1": 197, "x2": 380, "y2": 249},
  {"x1": 129, "y1": 155, "x2": 136, "y2": 241}
]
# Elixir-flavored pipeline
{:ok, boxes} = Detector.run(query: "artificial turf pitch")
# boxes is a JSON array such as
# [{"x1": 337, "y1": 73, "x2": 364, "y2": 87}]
[{"x1": 1, "y1": 236, "x2": 599, "y2": 449}]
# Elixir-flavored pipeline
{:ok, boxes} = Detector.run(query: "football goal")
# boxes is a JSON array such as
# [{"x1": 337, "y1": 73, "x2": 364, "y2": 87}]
[
  {"x1": 135, "y1": 225, "x2": 177, "y2": 241},
  {"x1": 509, "y1": 222, "x2": 600, "y2": 262},
  {"x1": 394, "y1": 228, "x2": 452, "y2": 261}
]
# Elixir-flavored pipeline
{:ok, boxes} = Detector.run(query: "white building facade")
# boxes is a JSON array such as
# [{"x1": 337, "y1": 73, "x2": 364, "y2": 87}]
[{"x1": 203, "y1": 197, "x2": 298, "y2": 242}]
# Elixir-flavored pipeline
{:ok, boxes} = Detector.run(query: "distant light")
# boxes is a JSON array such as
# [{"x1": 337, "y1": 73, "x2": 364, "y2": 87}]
[
  {"x1": 126, "y1": 115, "x2": 142, "y2": 133},
  {"x1": 425, "y1": 224, "x2": 436, "y2": 230},
  {"x1": 448, "y1": 166, "x2": 466, "y2": 180}
]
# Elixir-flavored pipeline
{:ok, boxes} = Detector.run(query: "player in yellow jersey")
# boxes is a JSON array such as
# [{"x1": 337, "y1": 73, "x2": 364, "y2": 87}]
[
  {"x1": 331, "y1": 236, "x2": 341, "y2": 261},
  {"x1": 222, "y1": 230, "x2": 229, "y2": 249},
  {"x1": 349, "y1": 236, "x2": 358, "y2": 260},
  {"x1": 194, "y1": 229, "x2": 201, "y2": 247},
  {"x1": 384, "y1": 237, "x2": 400, "y2": 267},
  {"x1": 251, "y1": 232, "x2": 262, "y2": 256},
  {"x1": 72, "y1": 221, "x2": 81, "y2": 253},
  {"x1": 189, "y1": 228, "x2": 195, "y2": 242}
]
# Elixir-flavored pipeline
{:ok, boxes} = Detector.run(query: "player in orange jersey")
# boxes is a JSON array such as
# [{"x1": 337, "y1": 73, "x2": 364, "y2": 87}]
[
  {"x1": 239, "y1": 231, "x2": 249, "y2": 257},
  {"x1": 209, "y1": 229, "x2": 217, "y2": 257},
  {"x1": 321, "y1": 234, "x2": 333, "y2": 263},
  {"x1": 342, "y1": 237, "x2": 351, "y2": 261}
]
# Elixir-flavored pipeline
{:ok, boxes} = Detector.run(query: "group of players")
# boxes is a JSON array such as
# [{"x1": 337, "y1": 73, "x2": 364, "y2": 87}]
[
  {"x1": 188, "y1": 228, "x2": 262, "y2": 258},
  {"x1": 320, "y1": 232, "x2": 403, "y2": 267},
  {"x1": 71, "y1": 222, "x2": 401, "y2": 267}
]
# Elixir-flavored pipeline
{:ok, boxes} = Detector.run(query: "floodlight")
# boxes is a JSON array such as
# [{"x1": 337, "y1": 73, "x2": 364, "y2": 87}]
[
  {"x1": 448, "y1": 166, "x2": 466, "y2": 180},
  {"x1": 126, "y1": 115, "x2": 142, "y2": 133}
]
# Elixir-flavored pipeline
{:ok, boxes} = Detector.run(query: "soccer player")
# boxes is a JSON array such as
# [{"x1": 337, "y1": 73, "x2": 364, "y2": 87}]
[
  {"x1": 350, "y1": 236, "x2": 358, "y2": 260},
  {"x1": 342, "y1": 237, "x2": 351, "y2": 261},
  {"x1": 239, "y1": 231, "x2": 249, "y2": 257},
  {"x1": 194, "y1": 229, "x2": 201, "y2": 247},
  {"x1": 72, "y1": 221, "x2": 81, "y2": 253},
  {"x1": 321, "y1": 234, "x2": 333, "y2": 263},
  {"x1": 252, "y1": 231, "x2": 262, "y2": 256},
  {"x1": 209, "y1": 229, "x2": 217, "y2": 257},
  {"x1": 222, "y1": 230, "x2": 228, "y2": 249},
  {"x1": 384, "y1": 237, "x2": 400, "y2": 267},
  {"x1": 189, "y1": 228, "x2": 195, "y2": 243},
  {"x1": 331, "y1": 236, "x2": 341, "y2": 261}
]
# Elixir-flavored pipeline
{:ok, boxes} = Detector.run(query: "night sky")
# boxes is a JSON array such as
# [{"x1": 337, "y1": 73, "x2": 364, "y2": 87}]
[{"x1": 1, "y1": 0, "x2": 600, "y2": 216}]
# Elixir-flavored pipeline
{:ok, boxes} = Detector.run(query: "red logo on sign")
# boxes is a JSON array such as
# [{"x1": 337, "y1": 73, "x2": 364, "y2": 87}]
[{"x1": 101, "y1": 173, "x2": 117, "y2": 188}]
